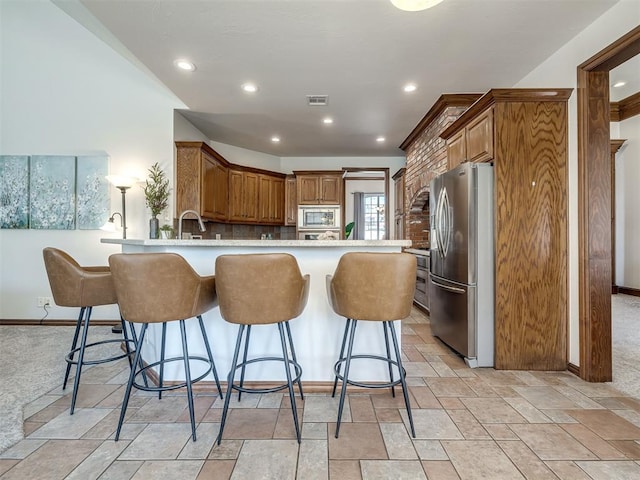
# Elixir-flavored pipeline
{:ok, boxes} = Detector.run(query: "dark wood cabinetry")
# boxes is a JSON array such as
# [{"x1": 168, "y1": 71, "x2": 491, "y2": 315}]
[
  {"x1": 294, "y1": 171, "x2": 343, "y2": 205},
  {"x1": 393, "y1": 168, "x2": 406, "y2": 240},
  {"x1": 441, "y1": 88, "x2": 572, "y2": 371},
  {"x1": 284, "y1": 175, "x2": 297, "y2": 226},
  {"x1": 176, "y1": 142, "x2": 285, "y2": 226}
]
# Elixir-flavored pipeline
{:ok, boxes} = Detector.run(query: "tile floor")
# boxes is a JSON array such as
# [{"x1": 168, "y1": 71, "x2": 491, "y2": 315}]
[{"x1": 3, "y1": 308, "x2": 640, "y2": 479}]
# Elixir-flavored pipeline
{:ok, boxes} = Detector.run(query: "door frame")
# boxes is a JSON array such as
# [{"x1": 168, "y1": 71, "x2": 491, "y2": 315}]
[{"x1": 577, "y1": 25, "x2": 640, "y2": 382}]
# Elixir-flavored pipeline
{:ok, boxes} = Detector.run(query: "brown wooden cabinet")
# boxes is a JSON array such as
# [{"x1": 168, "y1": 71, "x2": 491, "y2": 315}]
[
  {"x1": 441, "y1": 88, "x2": 573, "y2": 371},
  {"x1": 285, "y1": 176, "x2": 297, "y2": 226},
  {"x1": 228, "y1": 170, "x2": 259, "y2": 222},
  {"x1": 258, "y1": 174, "x2": 284, "y2": 224},
  {"x1": 392, "y1": 168, "x2": 406, "y2": 239},
  {"x1": 294, "y1": 171, "x2": 343, "y2": 205},
  {"x1": 175, "y1": 141, "x2": 228, "y2": 222},
  {"x1": 447, "y1": 108, "x2": 494, "y2": 169}
]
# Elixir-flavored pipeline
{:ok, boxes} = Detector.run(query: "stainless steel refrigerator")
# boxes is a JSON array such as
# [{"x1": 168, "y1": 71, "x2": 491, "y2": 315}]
[{"x1": 429, "y1": 162, "x2": 494, "y2": 367}]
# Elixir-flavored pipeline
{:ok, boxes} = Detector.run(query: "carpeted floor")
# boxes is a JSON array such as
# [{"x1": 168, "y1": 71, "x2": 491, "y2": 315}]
[{"x1": 0, "y1": 325, "x2": 117, "y2": 453}]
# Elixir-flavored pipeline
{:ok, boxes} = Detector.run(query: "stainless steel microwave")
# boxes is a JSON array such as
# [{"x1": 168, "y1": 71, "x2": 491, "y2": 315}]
[{"x1": 298, "y1": 206, "x2": 340, "y2": 230}]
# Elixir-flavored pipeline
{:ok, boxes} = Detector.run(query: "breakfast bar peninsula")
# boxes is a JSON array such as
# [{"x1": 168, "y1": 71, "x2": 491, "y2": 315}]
[{"x1": 102, "y1": 238, "x2": 411, "y2": 388}]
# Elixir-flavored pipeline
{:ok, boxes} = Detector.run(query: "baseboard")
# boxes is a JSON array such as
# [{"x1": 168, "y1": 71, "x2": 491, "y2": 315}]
[
  {"x1": 0, "y1": 319, "x2": 120, "y2": 326},
  {"x1": 567, "y1": 362, "x2": 580, "y2": 377},
  {"x1": 618, "y1": 286, "x2": 640, "y2": 297}
]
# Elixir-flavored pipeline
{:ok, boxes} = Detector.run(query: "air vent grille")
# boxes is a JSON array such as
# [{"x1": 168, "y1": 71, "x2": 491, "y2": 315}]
[{"x1": 306, "y1": 95, "x2": 329, "y2": 106}]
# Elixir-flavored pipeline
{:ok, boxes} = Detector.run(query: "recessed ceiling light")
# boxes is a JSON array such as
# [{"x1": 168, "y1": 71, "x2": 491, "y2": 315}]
[
  {"x1": 173, "y1": 59, "x2": 196, "y2": 72},
  {"x1": 271, "y1": 136, "x2": 280, "y2": 143},
  {"x1": 242, "y1": 83, "x2": 259, "y2": 93},
  {"x1": 403, "y1": 84, "x2": 417, "y2": 92},
  {"x1": 376, "y1": 136, "x2": 386, "y2": 143},
  {"x1": 390, "y1": 0, "x2": 444, "y2": 11},
  {"x1": 323, "y1": 118, "x2": 334, "y2": 124},
  {"x1": 613, "y1": 81, "x2": 626, "y2": 88}
]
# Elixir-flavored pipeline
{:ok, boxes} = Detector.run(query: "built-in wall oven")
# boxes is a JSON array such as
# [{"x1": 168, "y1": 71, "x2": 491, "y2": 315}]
[{"x1": 298, "y1": 206, "x2": 340, "y2": 230}]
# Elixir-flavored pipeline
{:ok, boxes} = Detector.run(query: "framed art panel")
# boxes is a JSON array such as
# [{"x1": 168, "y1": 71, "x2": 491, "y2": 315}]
[
  {"x1": 76, "y1": 155, "x2": 109, "y2": 229},
  {"x1": 0, "y1": 155, "x2": 30, "y2": 229},
  {"x1": 29, "y1": 155, "x2": 76, "y2": 230}
]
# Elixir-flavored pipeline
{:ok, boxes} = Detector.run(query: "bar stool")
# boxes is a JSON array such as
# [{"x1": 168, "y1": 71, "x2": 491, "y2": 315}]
[
  {"x1": 108, "y1": 252, "x2": 222, "y2": 441},
  {"x1": 326, "y1": 252, "x2": 417, "y2": 438},
  {"x1": 214, "y1": 253, "x2": 310, "y2": 444},
  {"x1": 42, "y1": 247, "x2": 136, "y2": 415}
]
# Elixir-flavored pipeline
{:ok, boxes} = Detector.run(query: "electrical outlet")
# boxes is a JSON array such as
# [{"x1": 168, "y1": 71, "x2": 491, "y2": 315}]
[{"x1": 37, "y1": 296, "x2": 52, "y2": 307}]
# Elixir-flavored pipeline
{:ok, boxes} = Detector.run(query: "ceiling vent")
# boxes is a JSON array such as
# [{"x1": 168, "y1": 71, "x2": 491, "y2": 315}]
[{"x1": 306, "y1": 95, "x2": 329, "y2": 106}]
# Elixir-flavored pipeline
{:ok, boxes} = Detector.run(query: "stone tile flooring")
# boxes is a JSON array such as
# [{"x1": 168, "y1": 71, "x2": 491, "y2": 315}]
[{"x1": 3, "y1": 308, "x2": 640, "y2": 479}]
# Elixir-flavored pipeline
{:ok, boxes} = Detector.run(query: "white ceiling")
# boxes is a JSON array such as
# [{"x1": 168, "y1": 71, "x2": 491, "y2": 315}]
[{"x1": 58, "y1": 0, "x2": 621, "y2": 157}]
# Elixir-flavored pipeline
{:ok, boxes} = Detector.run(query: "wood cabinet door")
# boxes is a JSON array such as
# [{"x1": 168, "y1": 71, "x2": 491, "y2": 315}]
[
  {"x1": 243, "y1": 172, "x2": 259, "y2": 222},
  {"x1": 211, "y1": 160, "x2": 228, "y2": 221},
  {"x1": 394, "y1": 175, "x2": 405, "y2": 217},
  {"x1": 228, "y1": 170, "x2": 245, "y2": 221},
  {"x1": 298, "y1": 176, "x2": 320, "y2": 204},
  {"x1": 258, "y1": 174, "x2": 272, "y2": 223},
  {"x1": 202, "y1": 154, "x2": 228, "y2": 221},
  {"x1": 319, "y1": 175, "x2": 341, "y2": 204},
  {"x1": 285, "y1": 176, "x2": 297, "y2": 225},
  {"x1": 447, "y1": 130, "x2": 466, "y2": 170},
  {"x1": 466, "y1": 108, "x2": 493, "y2": 162},
  {"x1": 272, "y1": 177, "x2": 285, "y2": 224}
]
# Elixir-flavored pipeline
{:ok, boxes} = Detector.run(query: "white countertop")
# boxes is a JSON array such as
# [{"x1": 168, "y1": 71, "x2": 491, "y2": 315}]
[
  {"x1": 405, "y1": 248, "x2": 430, "y2": 256},
  {"x1": 102, "y1": 238, "x2": 411, "y2": 248}
]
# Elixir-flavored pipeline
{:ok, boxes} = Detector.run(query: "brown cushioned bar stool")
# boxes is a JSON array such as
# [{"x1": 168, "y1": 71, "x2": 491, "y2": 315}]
[
  {"x1": 108, "y1": 252, "x2": 222, "y2": 441},
  {"x1": 43, "y1": 247, "x2": 137, "y2": 415},
  {"x1": 326, "y1": 252, "x2": 417, "y2": 438},
  {"x1": 214, "y1": 253, "x2": 310, "y2": 444}
]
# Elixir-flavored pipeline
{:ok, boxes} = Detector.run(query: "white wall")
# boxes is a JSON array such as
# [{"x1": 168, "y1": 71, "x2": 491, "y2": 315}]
[
  {"x1": 513, "y1": 0, "x2": 640, "y2": 365},
  {"x1": 615, "y1": 114, "x2": 640, "y2": 288},
  {"x1": 0, "y1": 1, "x2": 185, "y2": 320}
]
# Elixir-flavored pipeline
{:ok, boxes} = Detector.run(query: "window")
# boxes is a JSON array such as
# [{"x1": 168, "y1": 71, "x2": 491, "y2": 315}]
[{"x1": 364, "y1": 194, "x2": 385, "y2": 240}]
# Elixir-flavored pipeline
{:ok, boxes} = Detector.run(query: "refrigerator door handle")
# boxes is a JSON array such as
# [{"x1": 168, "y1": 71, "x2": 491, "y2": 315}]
[{"x1": 431, "y1": 279, "x2": 466, "y2": 294}]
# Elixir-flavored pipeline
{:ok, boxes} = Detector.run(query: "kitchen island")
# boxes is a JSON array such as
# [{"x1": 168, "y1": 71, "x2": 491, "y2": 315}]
[{"x1": 102, "y1": 238, "x2": 411, "y2": 388}]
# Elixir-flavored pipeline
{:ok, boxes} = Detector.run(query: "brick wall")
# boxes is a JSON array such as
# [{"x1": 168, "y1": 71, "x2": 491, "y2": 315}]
[{"x1": 401, "y1": 105, "x2": 471, "y2": 248}]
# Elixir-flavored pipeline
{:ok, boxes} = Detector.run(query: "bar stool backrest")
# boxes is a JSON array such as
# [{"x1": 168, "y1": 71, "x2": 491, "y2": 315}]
[
  {"x1": 327, "y1": 252, "x2": 417, "y2": 321},
  {"x1": 43, "y1": 247, "x2": 116, "y2": 307},
  {"x1": 109, "y1": 253, "x2": 216, "y2": 324},
  {"x1": 215, "y1": 253, "x2": 310, "y2": 325}
]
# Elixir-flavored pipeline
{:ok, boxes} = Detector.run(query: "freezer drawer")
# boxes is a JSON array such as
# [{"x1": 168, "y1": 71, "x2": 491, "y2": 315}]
[{"x1": 429, "y1": 275, "x2": 476, "y2": 359}]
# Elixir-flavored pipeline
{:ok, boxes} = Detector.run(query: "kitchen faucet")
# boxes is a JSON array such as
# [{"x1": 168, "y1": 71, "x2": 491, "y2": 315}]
[{"x1": 177, "y1": 210, "x2": 206, "y2": 240}]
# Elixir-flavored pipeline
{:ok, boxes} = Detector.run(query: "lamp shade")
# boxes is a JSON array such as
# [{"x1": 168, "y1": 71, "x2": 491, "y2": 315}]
[
  {"x1": 106, "y1": 175, "x2": 138, "y2": 189},
  {"x1": 390, "y1": 0, "x2": 444, "y2": 11}
]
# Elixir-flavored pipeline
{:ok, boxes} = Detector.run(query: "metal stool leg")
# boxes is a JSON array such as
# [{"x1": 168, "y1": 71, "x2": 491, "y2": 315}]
[
  {"x1": 179, "y1": 319, "x2": 197, "y2": 441},
  {"x1": 69, "y1": 306, "x2": 92, "y2": 415},
  {"x1": 278, "y1": 322, "x2": 301, "y2": 443},
  {"x1": 336, "y1": 319, "x2": 357, "y2": 438},
  {"x1": 332, "y1": 318, "x2": 351, "y2": 398},
  {"x1": 64, "y1": 307, "x2": 85, "y2": 391},
  {"x1": 285, "y1": 320, "x2": 304, "y2": 400},
  {"x1": 388, "y1": 320, "x2": 415, "y2": 438},
  {"x1": 237, "y1": 325, "x2": 251, "y2": 402},
  {"x1": 198, "y1": 315, "x2": 222, "y2": 398},
  {"x1": 158, "y1": 322, "x2": 167, "y2": 399},
  {"x1": 116, "y1": 324, "x2": 147, "y2": 441},
  {"x1": 217, "y1": 324, "x2": 245, "y2": 445},
  {"x1": 127, "y1": 322, "x2": 149, "y2": 388},
  {"x1": 383, "y1": 321, "x2": 396, "y2": 398},
  {"x1": 120, "y1": 316, "x2": 134, "y2": 371}
]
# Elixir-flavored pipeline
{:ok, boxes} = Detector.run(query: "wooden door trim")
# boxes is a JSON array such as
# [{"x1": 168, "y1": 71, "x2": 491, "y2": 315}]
[{"x1": 577, "y1": 25, "x2": 640, "y2": 382}]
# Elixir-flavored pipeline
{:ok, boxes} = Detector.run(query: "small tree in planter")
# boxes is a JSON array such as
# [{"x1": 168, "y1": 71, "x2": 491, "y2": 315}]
[{"x1": 143, "y1": 162, "x2": 170, "y2": 239}]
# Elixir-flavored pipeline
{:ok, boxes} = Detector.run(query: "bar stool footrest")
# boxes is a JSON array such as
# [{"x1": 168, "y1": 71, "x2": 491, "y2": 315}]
[
  {"x1": 231, "y1": 356, "x2": 302, "y2": 394},
  {"x1": 65, "y1": 338, "x2": 136, "y2": 366},
  {"x1": 333, "y1": 354, "x2": 406, "y2": 389},
  {"x1": 132, "y1": 355, "x2": 212, "y2": 392}
]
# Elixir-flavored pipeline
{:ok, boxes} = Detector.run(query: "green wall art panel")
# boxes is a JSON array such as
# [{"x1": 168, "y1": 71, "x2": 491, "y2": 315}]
[
  {"x1": 30, "y1": 155, "x2": 77, "y2": 230},
  {"x1": 76, "y1": 155, "x2": 109, "y2": 229},
  {"x1": 0, "y1": 155, "x2": 30, "y2": 229},
  {"x1": 1, "y1": 154, "x2": 110, "y2": 230}
]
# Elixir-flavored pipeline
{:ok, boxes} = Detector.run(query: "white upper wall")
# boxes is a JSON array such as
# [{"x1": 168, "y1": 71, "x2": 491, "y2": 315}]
[
  {"x1": 0, "y1": 0, "x2": 185, "y2": 320},
  {"x1": 513, "y1": 0, "x2": 640, "y2": 365}
]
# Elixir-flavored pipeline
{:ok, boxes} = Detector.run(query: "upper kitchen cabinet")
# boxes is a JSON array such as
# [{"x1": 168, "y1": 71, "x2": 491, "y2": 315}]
[
  {"x1": 258, "y1": 173, "x2": 285, "y2": 224},
  {"x1": 441, "y1": 88, "x2": 573, "y2": 372},
  {"x1": 284, "y1": 175, "x2": 297, "y2": 226},
  {"x1": 393, "y1": 168, "x2": 406, "y2": 240},
  {"x1": 294, "y1": 171, "x2": 343, "y2": 205},
  {"x1": 228, "y1": 169, "x2": 259, "y2": 223},
  {"x1": 446, "y1": 107, "x2": 494, "y2": 169},
  {"x1": 175, "y1": 141, "x2": 228, "y2": 222}
]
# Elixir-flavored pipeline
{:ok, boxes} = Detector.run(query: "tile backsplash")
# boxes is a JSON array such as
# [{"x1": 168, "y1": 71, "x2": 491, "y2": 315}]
[{"x1": 179, "y1": 219, "x2": 296, "y2": 240}]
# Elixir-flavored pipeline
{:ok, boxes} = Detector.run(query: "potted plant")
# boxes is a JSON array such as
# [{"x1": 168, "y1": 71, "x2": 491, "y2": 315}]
[
  {"x1": 143, "y1": 162, "x2": 170, "y2": 239},
  {"x1": 159, "y1": 224, "x2": 174, "y2": 239}
]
